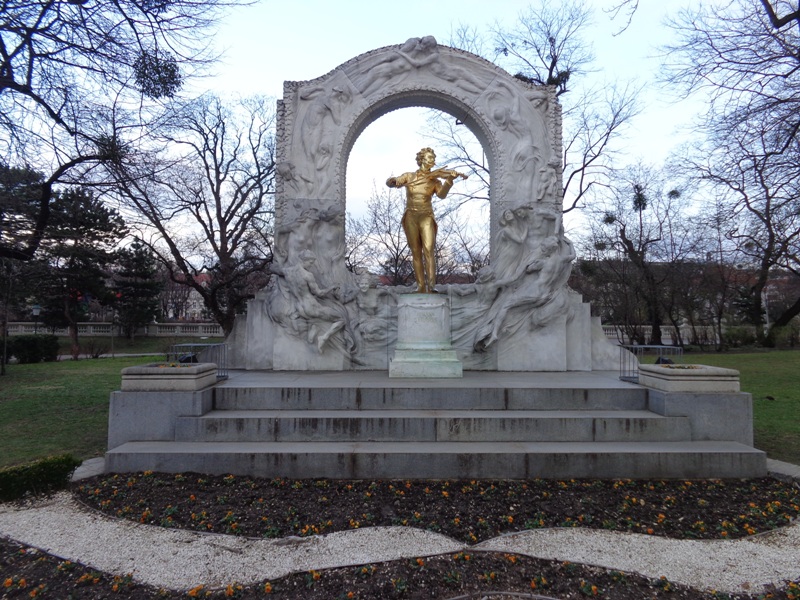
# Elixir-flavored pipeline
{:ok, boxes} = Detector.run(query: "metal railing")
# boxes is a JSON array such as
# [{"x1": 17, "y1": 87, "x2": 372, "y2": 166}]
[
  {"x1": 166, "y1": 343, "x2": 228, "y2": 380},
  {"x1": 6, "y1": 322, "x2": 224, "y2": 338},
  {"x1": 603, "y1": 325, "x2": 719, "y2": 346},
  {"x1": 619, "y1": 345, "x2": 684, "y2": 383}
]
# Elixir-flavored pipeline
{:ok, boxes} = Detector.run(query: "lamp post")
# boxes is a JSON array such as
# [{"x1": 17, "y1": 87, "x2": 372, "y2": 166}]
[{"x1": 32, "y1": 304, "x2": 41, "y2": 335}]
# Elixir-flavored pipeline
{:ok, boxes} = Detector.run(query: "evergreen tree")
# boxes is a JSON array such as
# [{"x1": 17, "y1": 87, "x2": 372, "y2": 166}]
[
  {"x1": 113, "y1": 239, "x2": 163, "y2": 340},
  {"x1": 36, "y1": 188, "x2": 126, "y2": 357}
]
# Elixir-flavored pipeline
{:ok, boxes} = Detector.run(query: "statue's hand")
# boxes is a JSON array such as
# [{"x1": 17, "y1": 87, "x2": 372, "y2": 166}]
[{"x1": 386, "y1": 177, "x2": 398, "y2": 188}]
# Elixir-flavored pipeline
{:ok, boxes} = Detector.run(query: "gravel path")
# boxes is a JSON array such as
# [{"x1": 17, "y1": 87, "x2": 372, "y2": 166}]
[
  {"x1": 1, "y1": 491, "x2": 798, "y2": 595},
  {"x1": 477, "y1": 524, "x2": 800, "y2": 594}
]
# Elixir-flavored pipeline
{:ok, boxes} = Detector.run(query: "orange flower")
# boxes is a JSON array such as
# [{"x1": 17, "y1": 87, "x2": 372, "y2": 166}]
[{"x1": 4, "y1": 579, "x2": 13, "y2": 588}]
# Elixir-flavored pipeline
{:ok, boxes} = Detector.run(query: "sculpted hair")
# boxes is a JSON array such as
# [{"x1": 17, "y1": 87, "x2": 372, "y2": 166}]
[{"x1": 415, "y1": 147, "x2": 436, "y2": 166}]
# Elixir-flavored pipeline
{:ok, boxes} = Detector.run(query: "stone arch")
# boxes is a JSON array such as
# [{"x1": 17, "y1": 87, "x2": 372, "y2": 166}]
[
  {"x1": 339, "y1": 90, "x2": 498, "y2": 200},
  {"x1": 275, "y1": 36, "x2": 562, "y2": 253}
]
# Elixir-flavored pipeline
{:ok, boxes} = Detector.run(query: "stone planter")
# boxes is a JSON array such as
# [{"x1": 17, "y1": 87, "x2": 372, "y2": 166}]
[
  {"x1": 121, "y1": 362, "x2": 218, "y2": 392},
  {"x1": 638, "y1": 363, "x2": 740, "y2": 393}
]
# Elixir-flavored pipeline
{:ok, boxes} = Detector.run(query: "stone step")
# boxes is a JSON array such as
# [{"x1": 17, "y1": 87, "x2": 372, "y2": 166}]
[
  {"x1": 175, "y1": 409, "x2": 691, "y2": 443},
  {"x1": 105, "y1": 440, "x2": 767, "y2": 480},
  {"x1": 213, "y1": 386, "x2": 649, "y2": 411}
]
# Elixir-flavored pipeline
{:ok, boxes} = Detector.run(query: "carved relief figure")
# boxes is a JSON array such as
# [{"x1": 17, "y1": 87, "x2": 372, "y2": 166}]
[
  {"x1": 483, "y1": 79, "x2": 553, "y2": 203},
  {"x1": 486, "y1": 83, "x2": 541, "y2": 201},
  {"x1": 386, "y1": 147, "x2": 467, "y2": 293},
  {"x1": 276, "y1": 206, "x2": 351, "y2": 285},
  {"x1": 359, "y1": 36, "x2": 440, "y2": 97},
  {"x1": 423, "y1": 39, "x2": 488, "y2": 95},
  {"x1": 273, "y1": 250, "x2": 356, "y2": 353},
  {"x1": 474, "y1": 235, "x2": 575, "y2": 352},
  {"x1": 277, "y1": 161, "x2": 313, "y2": 197},
  {"x1": 536, "y1": 157, "x2": 560, "y2": 203},
  {"x1": 297, "y1": 83, "x2": 352, "y2": 196},
  {"x1": 491, "y1": 207, "x2": 532, "y2": 285},
  {"x1": 354, "y1": 274, "x2": 396, "y2": 345}
]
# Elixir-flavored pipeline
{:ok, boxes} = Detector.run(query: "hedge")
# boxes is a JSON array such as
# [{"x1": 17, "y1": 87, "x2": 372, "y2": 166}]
[
  {"x1": 0, "y1": 454, "x2": 82, "y2": 502},
  {"x1": 7, "y1": 334, "x2": 59, "y2": 363}
]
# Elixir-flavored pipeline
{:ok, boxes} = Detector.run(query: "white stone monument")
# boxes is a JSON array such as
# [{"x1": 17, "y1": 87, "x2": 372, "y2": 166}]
[{"x1": 225, "y1": 36, "x2": 624, "y2": 372}]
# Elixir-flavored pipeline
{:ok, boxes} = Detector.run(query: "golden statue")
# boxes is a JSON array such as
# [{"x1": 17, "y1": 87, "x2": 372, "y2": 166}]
[{"x1": 387, "y1": 147, "x2": 468, "y2": 293}]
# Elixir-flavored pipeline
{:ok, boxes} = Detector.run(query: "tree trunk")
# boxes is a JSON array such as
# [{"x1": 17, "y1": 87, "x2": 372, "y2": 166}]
[
  {"x1": 69, "y1": 323, "x2": 80, "y2": 360},
  {"x1": 771, "y1": 294, "x2": 800, "y2": 328},
  {"x1": 64, "y1": 297, "x2": 80, "y2": 359},
  {"x1": 645, "y1": 276, "x2": 664, "y2": 345}
]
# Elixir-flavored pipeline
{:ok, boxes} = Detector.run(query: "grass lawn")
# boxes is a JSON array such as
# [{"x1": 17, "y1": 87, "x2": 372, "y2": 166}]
[
  {"x1": 0, "y1": 356, "x2": 153, "y2": 468},
  {"x1": 687, "y1": 349, "x2": 800, "y2": 465},
  {"x1": 1, "y1": 349, "x2": 797, "y2": 470}
]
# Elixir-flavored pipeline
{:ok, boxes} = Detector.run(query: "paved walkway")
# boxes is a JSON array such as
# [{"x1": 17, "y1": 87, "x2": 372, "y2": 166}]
[{"x1": 0, "y1": 459, "x2": 797, "y2": 595}]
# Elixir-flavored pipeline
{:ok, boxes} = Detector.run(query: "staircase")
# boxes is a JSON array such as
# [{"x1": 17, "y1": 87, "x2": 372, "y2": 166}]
[{"x1": 105, "y1": 371, "x2": 766, "y2": 479}]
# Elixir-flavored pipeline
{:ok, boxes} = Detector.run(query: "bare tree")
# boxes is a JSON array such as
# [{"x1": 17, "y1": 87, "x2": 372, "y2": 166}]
[
  {"x1": 0, "y1": 0, "x2": 239, "y2": 261},
  {"x1": 758, "y1": 0, "x2": 800, "y2": 29},
  {"x1": 664, "y1": 0, "x2": 800, "y2": 156},
  {"x1": 157, "y1": 264, "x2": 192, "y2": 321},
  {"x1": 347, "y1": 186, "x2": 414, "y2": 286},
  {"x1": 493, "y1": 1, "x2": 596, "y2": 96},
  {"x1": 604, "y1": 0, "x2": 641, "y2": 34},
  {"x1": 689, "y1": 196, "x2": 745, "y2": 350},
  {"x1": 588, "y1": 164, "x2": 706, "y2": 345},
  {"x1": 561, "y1": 82, "x2": 640, "y2": 212},
  {"x1": 441, "y1": 0, "x2": 640, "y2": 215},
  {"x1": 110, "y1": 94, "x2": 276, "y2": 336},
  {"x1": 439, "y1": 213, "x2": 491, "y2": 283},
  {"x1": 687, "y1": 126, "x2": 800, "y2": 338},
  {"x1": 664, "y1": 0, "x2": 800, "y2": 341}
]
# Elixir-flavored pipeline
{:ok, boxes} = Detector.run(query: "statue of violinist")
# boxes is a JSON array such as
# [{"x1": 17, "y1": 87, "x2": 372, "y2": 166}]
[{"x1": 387, "y1": 147, "x2": 468, "y2": 293}]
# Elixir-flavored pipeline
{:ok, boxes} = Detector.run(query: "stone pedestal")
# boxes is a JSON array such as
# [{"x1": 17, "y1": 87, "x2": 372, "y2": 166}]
[
  {"x1": 639, "y1": 364, "x2": 740, "y2": 392},
  {"x1": 121, "y1": 363, "x2": 218, "y2": 392},
  {"x1": 389, "y1": 294, "x2": 463, "y2": 378}
]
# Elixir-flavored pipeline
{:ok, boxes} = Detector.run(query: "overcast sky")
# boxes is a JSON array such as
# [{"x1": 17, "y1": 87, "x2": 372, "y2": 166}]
[{"x1": 201, "y1": 0, "x2": 702, "y2": 229}]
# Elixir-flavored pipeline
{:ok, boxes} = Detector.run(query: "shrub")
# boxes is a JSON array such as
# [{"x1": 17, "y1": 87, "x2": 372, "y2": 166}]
[
  {"x1": 81, "y1": 338, "x2": 109, "y2": 359},
  {"x1": 722, "y1": 326, "x2": 757, "y2": 348},
  {"x1": 0, "y1": 454, "x2": 82, "y2": 502},
  {"x1": 8, "y1": 335, "x2": 59, "y2": 363},
  {"x1": 765, "y1": 320, "x2": 800, "y2": 349}
]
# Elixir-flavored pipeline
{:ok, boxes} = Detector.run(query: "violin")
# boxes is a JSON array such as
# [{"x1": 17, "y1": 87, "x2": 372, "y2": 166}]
[{"x1": 425, "y1": 167, "x2": 469, "y2": 181}]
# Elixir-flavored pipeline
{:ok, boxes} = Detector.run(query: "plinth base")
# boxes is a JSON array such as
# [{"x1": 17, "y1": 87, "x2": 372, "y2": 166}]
[
  {"x1": 389, "y1": 348, "x2": 463, "y2": 378},
  {"x1": 389, "y1": 294, "x2": 463, "y2": 378}
]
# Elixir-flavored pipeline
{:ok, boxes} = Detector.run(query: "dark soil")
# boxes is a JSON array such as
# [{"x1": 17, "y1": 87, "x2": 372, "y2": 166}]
[{"x1": 2, "y1": 474, "x2": 799, "y2": 599}]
